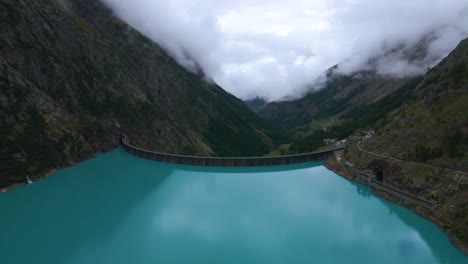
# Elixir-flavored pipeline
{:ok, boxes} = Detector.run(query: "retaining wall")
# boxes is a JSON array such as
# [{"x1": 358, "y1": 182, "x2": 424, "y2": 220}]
[{"x1": 371, "y1": 180, "x2": 433, "y2": 209}]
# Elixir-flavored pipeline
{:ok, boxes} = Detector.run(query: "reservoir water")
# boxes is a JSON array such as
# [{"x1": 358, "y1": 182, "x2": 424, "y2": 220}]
[{"x1": 0, "y1": 148, "x2": 467, "y2": 263}]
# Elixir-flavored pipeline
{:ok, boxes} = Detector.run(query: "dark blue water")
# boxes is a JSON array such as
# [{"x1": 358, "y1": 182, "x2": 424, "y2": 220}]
[{"x1": 0, "y1": 148, "x2": 466, "y2": 263}]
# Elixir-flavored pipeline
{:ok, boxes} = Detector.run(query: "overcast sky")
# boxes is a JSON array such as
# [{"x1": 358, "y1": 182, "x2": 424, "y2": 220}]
[{"x1": 101, "y1": 0, "x2": 468, "y2": 101}]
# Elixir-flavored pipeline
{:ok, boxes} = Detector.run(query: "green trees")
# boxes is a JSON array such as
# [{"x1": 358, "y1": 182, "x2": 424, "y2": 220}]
[
  {"x1": 412, "y1": 129, "x2": 466, "y2": 162},
  {"x1": 413, "y1": 144, "x2": 443, "y2": 162},
  {"x1": 447, "y1": 129, "x2": 465, "y2": 158},
  {"x1": 451, "y1": 61, "x2": 466, "y2": 81},
  {"x1": 289, "y1": 130, "x2": 327, "y2": 153}
]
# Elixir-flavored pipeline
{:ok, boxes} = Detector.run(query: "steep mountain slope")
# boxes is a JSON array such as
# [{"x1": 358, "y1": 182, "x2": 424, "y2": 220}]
[
  {"x1": 260, "y1": 71, "x2": 420, "y2": 129},
  {"x1": 331, "y1": 38, "x2": 468, "y2": 251},
  {"x1": 244, "y1": 97, "x2": 268, "y2": 113},
  {"x1": 0, "y1": 0, "x2": 277, "y2": 188},
  {"x1": 259, "y1": 35, "x2": 439, "y2": 134},
  {"x1": 256, "y1": 37, "x2": 468, "y2": 249},
  {"x1": 259, "y1": 66, "x2": 423, "y2": 154},
  {"x1": 358, "y1": 38, "x2": 468, "y2": 171}
]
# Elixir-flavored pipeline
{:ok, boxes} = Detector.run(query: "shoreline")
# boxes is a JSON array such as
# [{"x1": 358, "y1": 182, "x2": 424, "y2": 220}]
[
  {"x1": 0, "y1": 144, "x2": 119, "y2": 193},
  {"x1": 324, "y1": 161, "x2": 468, "y2": 255},
  {"x1": 0, "y1": 169, "x2": 58, "y2": 193},
  {"x1": 2, "y1": 145, "x2": 466, "y2": 255}
]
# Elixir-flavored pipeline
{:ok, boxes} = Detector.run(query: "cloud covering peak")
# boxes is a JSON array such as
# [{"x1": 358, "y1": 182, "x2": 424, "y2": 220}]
[{"x1": 101, "y1": 0, "x2": 468, "y2": 101}]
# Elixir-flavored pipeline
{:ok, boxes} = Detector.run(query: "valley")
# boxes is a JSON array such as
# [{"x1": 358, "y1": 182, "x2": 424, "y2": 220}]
[
  {"x1": 1, "y1": 0, "x2": 467, "y2": 259},
  {"x1": 260, "y1": 38, "x2": 468, "y2": 252}
]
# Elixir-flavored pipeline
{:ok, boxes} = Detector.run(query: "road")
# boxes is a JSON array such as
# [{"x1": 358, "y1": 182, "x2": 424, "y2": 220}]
[{"x1": 356, "y1": 141, "x2": 468, "y2": 175}]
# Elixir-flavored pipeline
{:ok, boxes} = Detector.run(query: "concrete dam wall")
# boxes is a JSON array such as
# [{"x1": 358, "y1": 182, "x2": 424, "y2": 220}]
[{"x1": 122, "y1": 135, "x2": 344, "y2": 167}]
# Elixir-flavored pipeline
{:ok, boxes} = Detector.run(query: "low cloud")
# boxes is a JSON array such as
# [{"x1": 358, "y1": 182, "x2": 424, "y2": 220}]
[{"x1": 101, "y1": 0, "x2": 468, "y2": 101}]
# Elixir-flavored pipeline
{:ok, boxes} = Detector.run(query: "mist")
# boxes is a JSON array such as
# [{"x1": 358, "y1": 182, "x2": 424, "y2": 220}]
[{"x1": 101, "y1": 0, "x2": 468, "y2": 101}]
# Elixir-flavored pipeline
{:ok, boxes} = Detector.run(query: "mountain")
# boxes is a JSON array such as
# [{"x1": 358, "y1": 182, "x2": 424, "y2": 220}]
[
  {"x1": 260, "y1": 72, "x2": 421, "y2": 128},
  {"x1": 0, "y1": 0, "x2": 280, "y2": 188},
  {"x1": 259, "y1": 34, "x2": 441, "y2": 133},
  {"x1": 259, "y1": 37, "x2": 468, "y2": 250},
  {"x1": 244, "y1": 97, "x2": 268, "y2": 113},
  {"x1": 319, "y1": 38, "x2": 468, "y2": 171},
  {"x1": 355, "y1": 38, "x2": 468, "y2": 171},
  {"x1": 259, "y1": 66, "x2": 424, "y2": 154},
  {"x1": 337, "y1": 38, "x2": 468, "y2": 250}
]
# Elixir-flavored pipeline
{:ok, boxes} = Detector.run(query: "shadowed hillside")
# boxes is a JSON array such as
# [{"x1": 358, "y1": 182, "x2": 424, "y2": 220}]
[{"x1": 0, "y1": 0, "x2": 285, "y2": 188}]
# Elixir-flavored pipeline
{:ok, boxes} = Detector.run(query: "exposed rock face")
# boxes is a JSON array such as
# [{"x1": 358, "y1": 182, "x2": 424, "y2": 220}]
[{"x1": 0, "y1": 0, "x2": 275, "y2": 188}]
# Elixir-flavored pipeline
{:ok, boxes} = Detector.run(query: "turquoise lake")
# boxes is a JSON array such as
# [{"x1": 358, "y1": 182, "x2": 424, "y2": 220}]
[{"x1": 0, "y1": 148, "x2": 467, "y2": 263}]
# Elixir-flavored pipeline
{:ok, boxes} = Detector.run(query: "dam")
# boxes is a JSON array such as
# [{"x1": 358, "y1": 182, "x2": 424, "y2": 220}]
[{"x1": 121, "y1": 134, "x2": 344, "y2": 166}]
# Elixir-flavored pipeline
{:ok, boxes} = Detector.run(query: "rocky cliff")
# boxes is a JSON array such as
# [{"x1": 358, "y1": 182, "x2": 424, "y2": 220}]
[{"x1": 0, "y1": 0, "x2": 279, "y2": 188}]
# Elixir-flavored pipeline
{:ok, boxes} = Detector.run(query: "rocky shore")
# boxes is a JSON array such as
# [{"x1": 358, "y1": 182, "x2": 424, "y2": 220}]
[{"x1": 324, "y1": 156, "x2": 468, "y2": 255}]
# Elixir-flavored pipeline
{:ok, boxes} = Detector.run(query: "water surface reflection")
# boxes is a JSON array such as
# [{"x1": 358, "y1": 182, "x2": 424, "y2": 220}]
[{"x1": 0, "y1": 148, "x2": 466, "y2": 263}]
